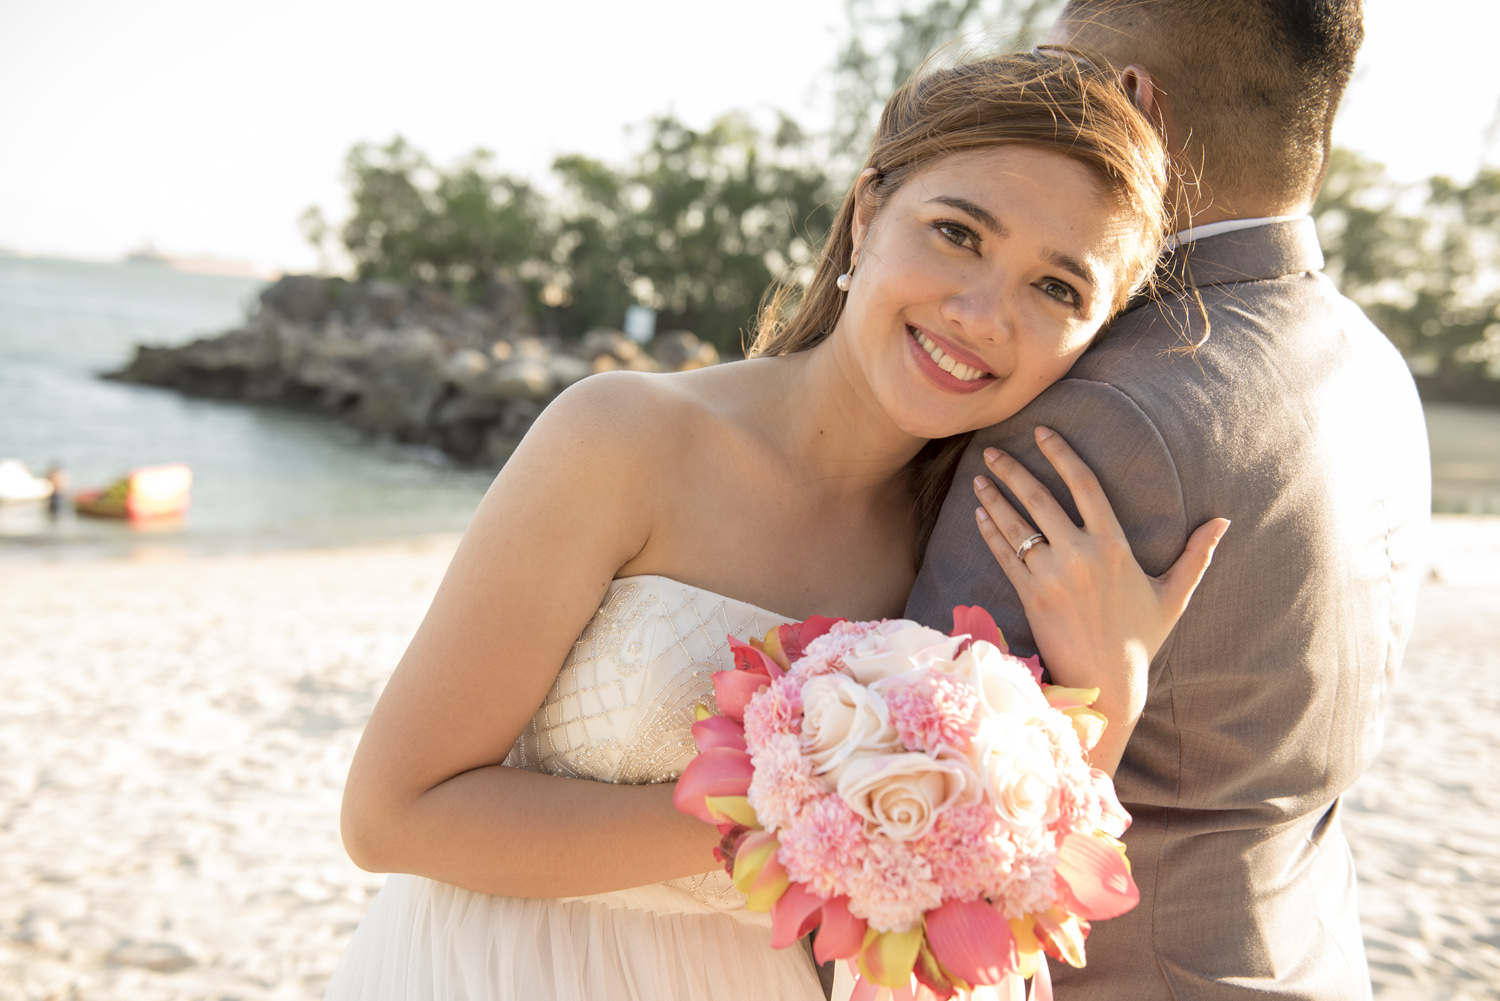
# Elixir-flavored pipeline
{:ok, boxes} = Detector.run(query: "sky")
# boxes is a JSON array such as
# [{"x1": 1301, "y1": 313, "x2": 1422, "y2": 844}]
[{"x1": 1, "y1": 0, "x2": 1496, "y2": 275}]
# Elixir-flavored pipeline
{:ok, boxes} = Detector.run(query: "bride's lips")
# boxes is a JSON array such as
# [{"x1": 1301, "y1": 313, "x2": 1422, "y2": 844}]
[{"x1": 905, "y1": 324, "x2": 997, "y2": 394}]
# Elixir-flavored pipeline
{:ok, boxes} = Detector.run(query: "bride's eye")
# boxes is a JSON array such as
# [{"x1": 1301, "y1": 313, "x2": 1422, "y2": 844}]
[
  {"x1": 934, "y1": 221, "x2": 978, "y2": 250},
  {"x1": 1037, "y1": 278, "x2": 1080, "y2": 308}
]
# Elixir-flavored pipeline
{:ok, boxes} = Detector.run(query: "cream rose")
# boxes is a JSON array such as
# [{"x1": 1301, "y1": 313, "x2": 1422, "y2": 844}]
[
  {"x1": 800, "y1": 674, "x2": 902, "y2": 785},
  {"x1": 934, "y1": 641, "x2": 1051, "y2": 720},
  {"x1": 843, "y1": 620, "x2": 966, "y2": 688},
  {"x1": 973, "y1": 716, "x2": 1061, "y2": 833},
  {"x1": 835, "y1": 751, "x2": 977, "y2": 840}
]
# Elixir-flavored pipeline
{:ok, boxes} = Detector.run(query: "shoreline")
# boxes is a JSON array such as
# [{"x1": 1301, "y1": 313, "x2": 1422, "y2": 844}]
[{"x1": 2, "y1": 517, "x2": 1497, "y2": 998}]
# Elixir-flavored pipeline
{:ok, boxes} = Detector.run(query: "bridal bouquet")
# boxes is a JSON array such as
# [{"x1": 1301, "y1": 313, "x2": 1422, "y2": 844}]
[{"x1": 674, "y1": 607, "x2": 1137, "y2": 1001}]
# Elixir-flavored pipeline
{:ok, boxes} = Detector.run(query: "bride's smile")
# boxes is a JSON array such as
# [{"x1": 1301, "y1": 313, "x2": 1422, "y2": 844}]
[{"x1": 831, "y1": 145, "x2": 1149, "y2": 442}]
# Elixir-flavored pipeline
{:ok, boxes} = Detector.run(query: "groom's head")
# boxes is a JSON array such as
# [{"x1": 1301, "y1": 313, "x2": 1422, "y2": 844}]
[{"x1": 1048, "y1": 0, "x2": 1364, "y2": 223}]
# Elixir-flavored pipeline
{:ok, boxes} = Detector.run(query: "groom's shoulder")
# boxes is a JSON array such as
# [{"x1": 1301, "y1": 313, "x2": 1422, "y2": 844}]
[{"x1": 1066, "y1": 264, "x2": 1407, "y2": 439}]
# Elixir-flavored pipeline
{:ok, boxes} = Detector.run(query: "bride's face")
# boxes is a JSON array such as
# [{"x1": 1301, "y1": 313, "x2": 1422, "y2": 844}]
[{"x1": 835, "y1": 146, "x2": 1145, "y2": 440}]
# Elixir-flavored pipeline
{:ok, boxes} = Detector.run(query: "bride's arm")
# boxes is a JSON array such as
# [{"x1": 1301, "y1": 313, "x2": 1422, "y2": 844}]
[
  {"x1": 969, "y1": 426, "x2": 1230, "y2": 775},
  {"x1": 339, "y1": 373, "x2": 720, "y2": 897}
]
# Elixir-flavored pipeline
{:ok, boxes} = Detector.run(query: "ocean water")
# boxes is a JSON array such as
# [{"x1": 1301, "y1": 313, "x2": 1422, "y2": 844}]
[
  {"x1": 1, "y1": 255, "x2": 1495, "y2": 561},
  {"x1": 0, "y1": 255, "x2": 494, "y2": 558}
]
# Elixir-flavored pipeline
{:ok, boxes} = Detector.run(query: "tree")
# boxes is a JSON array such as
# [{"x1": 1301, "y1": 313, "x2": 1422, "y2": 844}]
[
  {"x1": 331, "y1": 137, "x2": 553, "y2": 301},
  {"x1": 831, "y1": 0, "x2": 1062, "y2": 158},
  {"x1": 1315, "y1": 149, "x2": 1500, "y2": 398},
  {"x1": 551, "y1": 114, "x2": 835, "y2": 351}
]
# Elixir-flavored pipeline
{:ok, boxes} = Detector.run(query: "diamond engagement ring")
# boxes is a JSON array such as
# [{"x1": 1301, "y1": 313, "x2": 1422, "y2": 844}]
[{"x1": 1015, "y1": 533, "x2": 1047, "y2": 562}]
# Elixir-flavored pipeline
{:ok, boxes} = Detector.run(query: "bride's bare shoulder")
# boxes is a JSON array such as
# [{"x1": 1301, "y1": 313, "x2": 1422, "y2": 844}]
[{"x1": 525, "y1": 364, "x2": 760, "y2": 462}]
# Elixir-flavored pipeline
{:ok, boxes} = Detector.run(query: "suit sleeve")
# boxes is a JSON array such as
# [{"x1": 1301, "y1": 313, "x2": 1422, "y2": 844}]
[{"x1": 904, "y1": 378, "x2": 1189, "y2": 654}]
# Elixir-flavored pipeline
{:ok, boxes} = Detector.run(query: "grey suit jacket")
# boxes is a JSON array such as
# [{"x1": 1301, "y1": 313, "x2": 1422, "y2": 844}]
[{"x1": 906, "y1": 219, "x2": 1429, "y2": 1000}]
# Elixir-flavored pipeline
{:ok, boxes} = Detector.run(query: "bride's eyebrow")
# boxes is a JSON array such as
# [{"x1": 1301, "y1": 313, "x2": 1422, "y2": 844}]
[
  {"x1": 1044, "y1": 248, "x2": 1097, "y2": 298},
  {"x1": 927, "y1": 194, "x2": 1098, "y2": 298},
  {"x1": 926, "y1": 196, "x2": 1008, "y2": 238}
]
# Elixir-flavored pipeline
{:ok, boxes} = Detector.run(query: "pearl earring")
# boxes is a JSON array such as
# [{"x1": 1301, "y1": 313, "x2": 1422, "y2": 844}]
[{"x1": 836, "y1": 272, "x2": 852, "y2": 292}]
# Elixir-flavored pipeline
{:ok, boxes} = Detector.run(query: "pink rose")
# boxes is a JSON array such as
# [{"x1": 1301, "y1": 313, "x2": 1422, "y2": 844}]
[
  {"x1": 934, "y1": 641, "x2": 1051, "y2": 721},
  {"x1": 973, "y1": 716, "x2": 1061, "y2": 834},
  {"x1": 835, "y1": 751, "x2": 979, "y2": 841},
  {"x1": 842, "y1": 620, "x2": 966, "y2": 687},
  {"x1": 799, "y1": 675, "x2": 902, "y2": 785}
]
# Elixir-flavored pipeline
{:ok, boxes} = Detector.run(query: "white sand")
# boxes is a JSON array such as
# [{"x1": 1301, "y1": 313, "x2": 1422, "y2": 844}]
[{"x1": 1, "y1": 519, "x2": 1497, "y2": 999}]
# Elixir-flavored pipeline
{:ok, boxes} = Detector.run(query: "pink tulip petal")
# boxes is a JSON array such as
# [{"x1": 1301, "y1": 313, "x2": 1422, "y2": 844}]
[
  {"x1": 924, "y1": 898, "x2": 1016, "y2": 986},
  {"x1": 771, "y1": 882, "x2": 826, "y2": 948},
  {"x1": 1033, "y1": 909, "x2": 1088, "y2": 968},
  {"x1": 727, "y1": 636, "x2": 780, "y2": 678},
  {"x1": 849, "y1": 967, "x2": 881, "y2": 1001},
  {"x1": 780, "y1": 615, "x2": 843, "y2": 665},
  {"x1": 712, "y1": 669, "x2": 771, "y2": 722},
  {"x1": 673, "y1": 747, "x2": 753, "y2": 824},
  {"x1": 1090, "y1": 770, "x2": 1132, "y2": 837},
  {"x1": 691, "y1": 715, "x2": 747, "y2": 753},
  {"x1": 1040, "y1": 685, "x2": 1100, "y2": 710},
  {"x1": 1056, "y1": 833, "x2": 1139, "y2": 921},
  {"x1": 912, "y1": 939, "x2": 960, "y2": 1000},
  {"x1": 1028, "y1": 955, "x2": 1053, "y2": 1001},
  {"x1": 814, "y1": 896, "x2": 868, "y2": 963},
  {"x1": 859, "y1": 926, "x2": 925, "y2": 989},
  {"x1": 949, "y1": 605, "x2": 1007, "y2": 651}
]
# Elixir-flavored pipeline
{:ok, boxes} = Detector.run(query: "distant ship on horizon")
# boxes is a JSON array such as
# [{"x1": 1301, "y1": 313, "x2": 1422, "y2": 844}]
[
  {"x1": 124, "y1": 244, "x2": 170, "y2": 266},
  {"x1": 121, "y1": 244, "x2": 276, "y2": 280}
]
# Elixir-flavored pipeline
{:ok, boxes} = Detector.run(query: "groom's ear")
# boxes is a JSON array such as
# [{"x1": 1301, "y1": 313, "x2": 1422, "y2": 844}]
[{"x1": 1119, "y1": 64, "x2": 1169, "y2": 142}]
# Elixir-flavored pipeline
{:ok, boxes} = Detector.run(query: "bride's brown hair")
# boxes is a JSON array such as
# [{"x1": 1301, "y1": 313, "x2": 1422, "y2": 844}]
[{"x1": 747, "y1": 49, "x2": 1171, "y2": 566}]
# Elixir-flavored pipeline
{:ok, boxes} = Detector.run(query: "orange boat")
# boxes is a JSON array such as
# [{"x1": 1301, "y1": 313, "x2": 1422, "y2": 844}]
[{"x1": 74, "y1": 463, "x2": 192, "y2": 520}]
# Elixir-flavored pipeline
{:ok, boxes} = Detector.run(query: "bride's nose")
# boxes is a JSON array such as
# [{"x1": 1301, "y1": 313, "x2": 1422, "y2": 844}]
[{"x1": 939, "y1": 281, "x2": 1012, "y2": 346}]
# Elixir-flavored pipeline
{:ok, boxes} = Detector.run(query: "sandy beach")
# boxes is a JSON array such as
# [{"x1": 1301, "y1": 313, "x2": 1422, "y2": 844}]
[{"x1": 2, "y1": 518, "x2": 1497, "y2": 1000}]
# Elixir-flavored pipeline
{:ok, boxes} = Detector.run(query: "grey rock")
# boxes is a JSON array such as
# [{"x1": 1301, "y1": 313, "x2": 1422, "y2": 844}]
[
  {"x1": 415, "y1": 285, "x2": 455, "y2": 316},
  {"x1": 510, "y1": 337, "x2": 550, "y2": 362},
  {"x1": 366, "y1": 281, "x2": 407, "y2": 324},
  {"x1": 259, "y1": 275, "x2": 330, "y2": 323},
  {"x1": 483, "y1": 276, "x2": 527, "y2": 322},
  {"x1": 547, "y1": 355, "x2": 592, "y2": 390},
  {"x1": 653, "y1": 330, "x2": 720, "y2": 372},
  {"x1": 581, "y1": 328, "x2": 640, "y2": 363},
  {"x1": 442, "y1": 348, "x2": 492, "y2": 390},
  {"x1": 486, "y1": 360, "x2": 554, "y2": 401}
]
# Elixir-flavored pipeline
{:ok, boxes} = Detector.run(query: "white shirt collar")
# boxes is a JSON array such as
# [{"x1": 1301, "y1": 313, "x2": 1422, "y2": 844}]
[{"x1": 1166, "y1": 214, "x2": 1307, "y2": 251}]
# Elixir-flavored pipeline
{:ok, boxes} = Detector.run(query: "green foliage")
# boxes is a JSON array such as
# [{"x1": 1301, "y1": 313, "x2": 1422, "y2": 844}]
[
  {"x1": 325, "y1": 137, "x2": 553, "y2": 300},
  {"x1": 551, "y1": 114, "x2": 834, "y2": 352},
  {"x1": 304, "y1": 0, "x2": 1498, "y2": 393},
  {"x1": 1316, "y1": 149, "x2": 1500, "y2": 389},
  {"x1": 831, "y1": 0, "x2": 1062, "y2": 157},
  {"x1": 311, "y1": 123, "x2": 833, "y2": 353}
]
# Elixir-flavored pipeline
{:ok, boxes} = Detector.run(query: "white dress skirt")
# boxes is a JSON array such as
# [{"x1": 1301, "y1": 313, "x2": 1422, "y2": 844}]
[{"x1": 324, "y1": 575, "x2": 826, "y2": 1001}]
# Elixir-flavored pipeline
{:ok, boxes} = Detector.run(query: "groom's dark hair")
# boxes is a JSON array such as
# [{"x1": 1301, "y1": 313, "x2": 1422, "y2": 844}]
[{"x1": 1056, "y1": 0, "x2": 1364, "y2": 207}]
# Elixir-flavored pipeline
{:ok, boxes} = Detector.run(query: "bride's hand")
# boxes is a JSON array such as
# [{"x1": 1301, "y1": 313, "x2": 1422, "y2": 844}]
[{"x1": 971, "y1": 425, "x2": 1230, "y2": 774}]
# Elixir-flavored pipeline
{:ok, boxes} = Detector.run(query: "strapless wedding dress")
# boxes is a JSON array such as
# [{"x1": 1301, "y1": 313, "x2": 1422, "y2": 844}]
[{"x1": 324, "y1": 575, "x2": 825, "y2": 1000}]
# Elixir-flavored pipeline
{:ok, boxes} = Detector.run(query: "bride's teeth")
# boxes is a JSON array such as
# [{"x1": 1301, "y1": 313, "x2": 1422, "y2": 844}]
[{"x1": 912, "y1": 327, "x2": 988, "y2": 381}]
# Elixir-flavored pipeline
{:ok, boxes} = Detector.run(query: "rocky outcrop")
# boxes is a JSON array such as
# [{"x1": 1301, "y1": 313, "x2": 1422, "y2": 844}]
[{"x1": 108, "y1": 276, "x2": 721, "y2": 466}]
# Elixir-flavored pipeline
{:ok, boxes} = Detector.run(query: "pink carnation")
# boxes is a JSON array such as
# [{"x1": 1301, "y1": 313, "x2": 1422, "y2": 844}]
[
  {"x1": 986, "y1": 825, "x2": 1061, "y2": 918},
  {"x1": 914, "y1": 802, "x2": 1016, "y2": 904},
  {"x1": 777, "y1": 794, "x2": 868, "y2": 901},
  {"x1": 845, "y1": 835, "x2": 944, "y2": 933},
  {"x1": 1037, "y1": 712, "x2": 1101, "y2": 837},
  {"x1": 742, "y1": 674, "x2": 805, "y2": 753},
  {"x1": 792, "y1": 620, "x2": 882, "y2": 678},
  {"x1": 884, "y1": 672, "x2": 980, "y2": 753},
  {"x1": 746, "y1": 732, "x2": 822, "y2": 833}
]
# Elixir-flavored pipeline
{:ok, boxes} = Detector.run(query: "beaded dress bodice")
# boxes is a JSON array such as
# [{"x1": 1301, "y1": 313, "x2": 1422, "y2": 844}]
[{"x1": 503, "y1": 575, "x2": 792, "y2": 910}]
